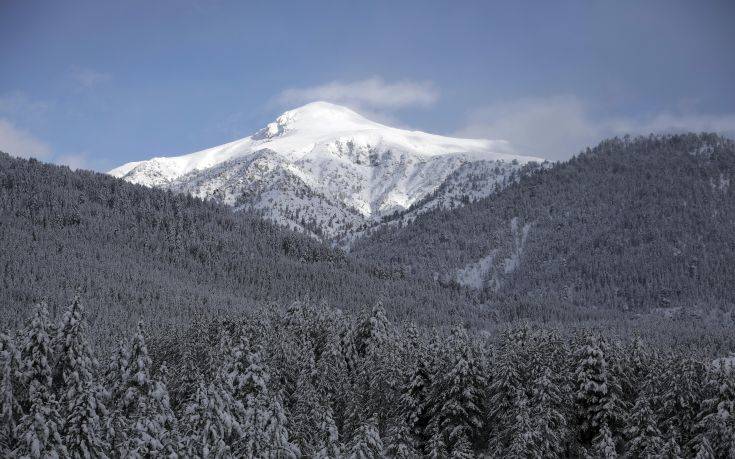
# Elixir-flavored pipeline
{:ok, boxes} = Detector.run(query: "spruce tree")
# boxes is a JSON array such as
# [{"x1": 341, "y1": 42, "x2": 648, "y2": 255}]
[
  {"x1": 591, "y1": 421, "x2": 618, "y2": 458},
  {"x1": 117, "y1": 321, "x2": 180, "y2": 456},
  {"x1": 55, "y1": 297, "x2": 109, "y2": 458},
  {"x1": 347, "y1": 414, "x2": 383, "y2": 459},
  {"x1": 182, "y1": 379, "x2": 234, "y2": 458},
  {"x1": 530, "y1": 365, "x2": 568, "y2": 457},
  {"x1": 0, "y1": 333, "x2": 22, "y2": 454},
  {"x1": 487, "y1": 330, "x2": 524, "y2": 453},
  {"x1": 692, "y1": 365, "x2": 735, "y2": 458},
  {"x1": 625, "y1": 391, "x2": 663, "y2": 457},
  {"x1": 429, "y1": 326, "x2": 485, "y2": 455},
  {"x1": 15, "y1": 303, "x2": 67, "y2": 458},
  {"x1": 574, "y1": 335, "x2": 624, "y2": 445}
]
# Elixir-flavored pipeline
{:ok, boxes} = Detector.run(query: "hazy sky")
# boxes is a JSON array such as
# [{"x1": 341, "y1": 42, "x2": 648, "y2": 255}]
[{"x1": 1, "y1": 0, "x2": 733, "y2": 169}]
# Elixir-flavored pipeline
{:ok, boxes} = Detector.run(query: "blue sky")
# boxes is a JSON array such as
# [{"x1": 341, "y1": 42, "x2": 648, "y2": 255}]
[{"x1": 0, "y1": 0, "x2": 733, "y2": 169}]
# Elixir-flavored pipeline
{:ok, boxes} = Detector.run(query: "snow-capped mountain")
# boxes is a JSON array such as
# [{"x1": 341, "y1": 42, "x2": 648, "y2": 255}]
[{"x1": 109, "y1": 101, "x2": 543, "y2": 238}]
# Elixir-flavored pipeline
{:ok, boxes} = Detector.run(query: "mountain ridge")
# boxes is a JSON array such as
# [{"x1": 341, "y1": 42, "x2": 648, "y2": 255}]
[{"x1": 110, "y1": 102, "x2": 543, "y2": 237}]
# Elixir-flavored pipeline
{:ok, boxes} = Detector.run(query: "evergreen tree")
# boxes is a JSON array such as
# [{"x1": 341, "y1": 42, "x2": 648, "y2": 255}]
[
  {"x1": 574, "y1": 335, "x2": 624, "y2": 445},
  {"x1": 591, "y1": 421, "x2": 618, "y2": 458},
  {"x1": 504, "y1": 389, "x2": 538, "y2": 458},
  {"x1": 117, "y1": 321, "x2": 180, "y2": 456},
  {"x1": 14, "y1": 303, "x2": 67, "y2": 458},
  {"x1": 625, "y1": 391, "x2": 663, "y2": 457},
  {"x1": 659, "y1": 355, "x2": 706, "y2": 450},
  {"x1": 530, "y1": 365, "x2": 568, "y2": 457},
  {"x1": 55, "y1": 297, "x2": 109, "y2": 458},
  {"x1": 382, "y1": 419, "x2": 418, "y2": 458},
  {"x1": 692, "y1": 365, "x2": 735, "y2": 458},
  {"x1": 232, "y1": 345, "x2": 298, "y2": 457},
  {"x1": 400, "y1": 332, "x2": 432, "y2": 450},
  {"x1": 431, "y1": 326, "x2": 485, "y2": 454},
  {"x1": 313, "y1": 403, "x2": 342, "y2": 459},
  {"x1": 487, "y1": 330, "x2": 524, "y2": 453},
  {"x1": 0, "y1": 333, "x2": 22, "y2": 454},
  {"x1": 660, "y1": 428, "x2": 683, "y2": 459},
  {"x1": 182, "y1": 379, "x2": 234, "y2": 458},
  {"x1": 347, "y1": 415, "x2": 383, "y2": 459}
]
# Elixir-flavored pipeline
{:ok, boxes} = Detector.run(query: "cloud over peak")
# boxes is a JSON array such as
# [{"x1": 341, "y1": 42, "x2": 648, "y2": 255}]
[
  {"x1": 275, "y1": 77, "x2": 439, "y2": 111},
  {"x1": 458, "y1": 95, "x2": 735, "y2": 160}
]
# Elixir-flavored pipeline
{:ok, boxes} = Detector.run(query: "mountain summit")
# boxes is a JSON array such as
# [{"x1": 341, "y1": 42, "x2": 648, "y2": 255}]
[{"x1": 110, "y1": 102, "x2": 543, "y2": 238}]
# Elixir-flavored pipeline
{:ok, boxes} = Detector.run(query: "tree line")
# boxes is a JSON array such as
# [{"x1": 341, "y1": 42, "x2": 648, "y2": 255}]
[{"x1": 1, "y1": 298, "x2": 733, "y2": 458}]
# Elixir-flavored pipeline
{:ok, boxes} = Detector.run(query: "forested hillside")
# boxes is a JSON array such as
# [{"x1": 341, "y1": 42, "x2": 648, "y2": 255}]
[
  {"x1": 352, "y1": 134, "x2": 735, "y2": 322},
  {"x1": 0, "y1": 299, "x2": 732, "y2": 458},
  {"x1": 0, "y1": 153, "x2": 477, "y2": 337}
]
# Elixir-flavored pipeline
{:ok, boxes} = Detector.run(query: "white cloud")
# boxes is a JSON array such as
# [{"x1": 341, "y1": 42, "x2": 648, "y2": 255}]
[
  {"x1": 457, "y1": 95, "x2": 735, "y2": 160},
  {"x1": 70, "y1": 66, "x2": 111, "y2": 89},
  {"x1": 275, "y1": 77, "x2": 439, "y2": 110},
  {"x1": 55, "y1": 153, "x2": 90, "y2": 171},
  {"x1": 0, "y1": 118, "x2": 111, "y2": 171},
  {"x1": 0, "y1": 118, "x2": 52, "y2": 160}
]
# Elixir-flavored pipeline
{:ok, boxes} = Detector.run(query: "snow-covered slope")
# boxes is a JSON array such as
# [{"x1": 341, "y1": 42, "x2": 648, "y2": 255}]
[{"x1": 110, "y1": 101, "x2": 543, "y2": 238}]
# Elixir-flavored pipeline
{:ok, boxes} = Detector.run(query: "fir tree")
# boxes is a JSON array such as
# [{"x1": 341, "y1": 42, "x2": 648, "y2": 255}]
[
  {"x1": 430, "y1": 326, "x2": 485, "y2": 455},
  {"x1": 182, "y1": 379, "x2": 234, "y2": 458},
  {"x1": 692, "y1": 365, "x2": 735, "y2": 458},
  {"x1": 14, "y1": 303, "x2": 67, "y2": 458},
  {"x1": 313, "y1": 403, "x2": 342, "y2": 459},
  {"x1": 0, "y1": 333, "x2": 22, "y2": 454},
  {"x1": 347, "y1": 414, "x2": 383, "y2": 459},
  {"x1": 487, "y1": 330, "x2": 524, "y2": 453},
  {"x1": 530, "y1": 365, "x2": 568, "y2": 457},
  {"x1": 591, "y1": 421, "x2": 618, "y2": 458},
  {"x1": 574, "y1": 335, "x2": 624, "y2": 445},
  {"x1": 504, "y1": 388, "x2": 539, "y2": 458},
  {"x1": 118, "y1": 322, "x2": 180, "y2": 456},
  {"x1": 625, "y1": 391, "x2": 663, "y2": 458},
  {"x1": 660, "y1": 428, "x2": 683, "y2": 459},
  {"x1": 55, "y1": 297, "x2": 109, "y2": 458}
]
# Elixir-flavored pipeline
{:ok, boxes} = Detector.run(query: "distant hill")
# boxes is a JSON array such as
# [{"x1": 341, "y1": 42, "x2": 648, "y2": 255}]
[
  {"x1": 0, "y1": 153, "x2": 477, "y2": 338},
  {"x1": 351, "y1": 134, "x2": 735, "y2": 322}
]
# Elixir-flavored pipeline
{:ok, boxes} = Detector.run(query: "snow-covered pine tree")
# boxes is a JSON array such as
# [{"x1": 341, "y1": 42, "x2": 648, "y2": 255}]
[
  {"x1": 354, "y1": 304, "x2": 389, "y2": 357},
  {"x1": 14, "y1": 303, "x2": 68, "y2": 458},
  {"x1": 261, "y1": 392, "x2": 300, "y2": 458},
  {"x1": 118, "y1": 321, "x2": 180, "y2": 457},
  {"x1": 347, "y1": 414, "x2": 383, "y2": 459},
  {"x1": 313, "y1": 402, "x2": 342, "y2": 459},
  {"x1": 0, "y1": 333, "x2": 22, "y2": 454},
  {"x1": 232, "y1": 345, "x2": 297, "y2": 457},
  {"x1": 429, "y1": 325, "x2": 485, "y2": 456},
  {"x1": 658, "y1": 354, "x2": 706, "y2": 451},
  {"x1": 574, "y1": 334, "x2": 625, "y2": 446},
  {"x1": 103, "y1": 339, "x2": 130, "y2": 452},
  {"x1": 660, "y1": 427, "x2": 683, "y2": 459},
  {"x1": 487, "y1": 329, "x2": 524, "y2": 453},
  {"x1": 382, "y1": 418, "x2": 418, "y2": 458},
  {"x1": 591, "y1": 421, "x2": 618, "y2": 459},
  {"x1": 399, "y1": 327, "x2": 431, "y2": 451},
  {"x1": 530, "y1": 365, "x2": 568, "y2": 457},
  {"x1": 691, "y1": 364, "x2": 735, "y2": 458},
  {"x1": 503, "y1": 388, "x2": 539, "y2": 458},
  {"x1": 289, "y1": 353, "x2": 322, "y2": 454},
  {"x1": 54, "y1": 296, "x2": 110, "y2": 458},
  {"x1": 315, "y1": 328, "x2": 349, "y2": 432},
  {"x1": 625, "y1": 390, "x2": 663, "y2": 457},
  {"x1": 146, "y1": 363, "x2": 182, "y2": 455},
  {"x1": 182, "y1": 379, "x2": 234, "y2": 458},
  {"x1": 426, "y1": 422, "x2": 447, "y2": 459}
]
